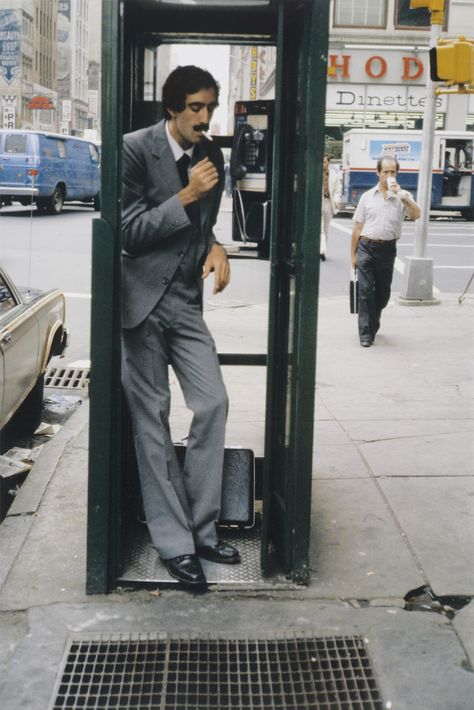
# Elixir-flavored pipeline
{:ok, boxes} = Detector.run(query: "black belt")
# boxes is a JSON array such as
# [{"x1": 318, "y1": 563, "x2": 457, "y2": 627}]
[{"x1": 360, "y1": 237, "x2": 396, "y2": 245}]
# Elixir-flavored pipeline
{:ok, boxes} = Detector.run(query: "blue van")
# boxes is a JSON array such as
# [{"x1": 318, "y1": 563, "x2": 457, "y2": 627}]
[{"x1": 0, "y1": 130, "x2": 100, "y2": 214}]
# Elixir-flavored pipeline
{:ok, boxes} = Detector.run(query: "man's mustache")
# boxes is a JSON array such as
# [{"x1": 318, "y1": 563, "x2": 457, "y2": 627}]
[{"x1": 194, "y1": 123, "x2": 210, "y2": 132}]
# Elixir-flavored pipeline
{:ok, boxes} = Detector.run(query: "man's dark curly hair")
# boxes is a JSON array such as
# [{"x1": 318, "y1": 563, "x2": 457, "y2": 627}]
[{"x1": 162, "y1": 65, "x2": 220, "y2": 119}]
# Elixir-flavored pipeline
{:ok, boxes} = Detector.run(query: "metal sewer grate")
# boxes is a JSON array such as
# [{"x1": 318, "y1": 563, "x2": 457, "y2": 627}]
[
  {"x1": 50, "y1": 633, "x2": 384, "y2": 709},
  {"x1": 45, "y1": 366, "x2": 90, "y2": 389}
]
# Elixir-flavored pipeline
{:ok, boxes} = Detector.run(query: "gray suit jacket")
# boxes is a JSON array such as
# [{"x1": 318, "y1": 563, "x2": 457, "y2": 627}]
[{"x1": 121, "y1": 119, "x2": 224, "y2": 329}]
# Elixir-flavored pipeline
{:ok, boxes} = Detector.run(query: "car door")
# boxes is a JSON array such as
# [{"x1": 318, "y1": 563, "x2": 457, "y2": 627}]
[{"x1": 0, "y1": 271, "x2": 39, "y2": 427}]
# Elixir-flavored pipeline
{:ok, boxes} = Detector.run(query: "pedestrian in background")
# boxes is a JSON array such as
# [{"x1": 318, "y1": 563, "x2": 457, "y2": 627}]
[
  {"x1": 350, "y1": 155, "x2": 420, "y2": 347},
  {"x1": 320, "y1": 153, "x2": 341, "y2": 261}
]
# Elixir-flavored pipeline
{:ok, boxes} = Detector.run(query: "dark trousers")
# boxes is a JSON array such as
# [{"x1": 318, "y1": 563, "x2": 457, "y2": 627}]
[{"x1": 356, "y1": 239, "x2": 396, "y2": 342}]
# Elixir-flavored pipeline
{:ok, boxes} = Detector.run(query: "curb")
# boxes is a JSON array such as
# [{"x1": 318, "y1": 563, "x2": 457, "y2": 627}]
[{"x1": 0, "y1": 399, "x2": 89, "y2": 590}]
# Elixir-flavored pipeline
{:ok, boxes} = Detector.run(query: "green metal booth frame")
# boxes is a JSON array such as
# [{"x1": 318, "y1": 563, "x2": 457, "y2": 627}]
[{"x1": 87, "y1": 0, "x2": 329, "y2": 594}]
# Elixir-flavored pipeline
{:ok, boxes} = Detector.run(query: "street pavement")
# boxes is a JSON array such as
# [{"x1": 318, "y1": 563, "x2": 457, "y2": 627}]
[{"x1": 0, "y1": 274, "x2": 473, "y2": 709}]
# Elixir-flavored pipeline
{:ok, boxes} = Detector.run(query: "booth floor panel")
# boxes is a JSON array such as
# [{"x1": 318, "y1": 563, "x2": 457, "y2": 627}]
[{"x1": 117, "y1": 523, "x2": 296, "y2": 589}]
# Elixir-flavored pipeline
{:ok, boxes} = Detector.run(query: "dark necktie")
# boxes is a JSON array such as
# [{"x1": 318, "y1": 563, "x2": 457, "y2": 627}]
[
  {"x1": 176, "y1": 153, "x2": 200, "y2": 227},
  {"x1": 177, "y1": 153, "x2": 190, "y2": 187}
]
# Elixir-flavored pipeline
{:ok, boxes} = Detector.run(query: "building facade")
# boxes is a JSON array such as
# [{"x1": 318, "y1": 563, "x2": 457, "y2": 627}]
[
  {"x1": 0, "y1": 0, "x2": 58, "y2": 131},
  {"x1": 0, "y1": 0, "x2": 94, "y2": 135},
  {"x1": 228, "y1": 0, "x2": 473, "y2": 149},
  {"x1": 57, "y1": 0, "x2": 88, "y2": 135},
  {"x1": 326, "y1": 0, "x2": 474, "y2": 142}
]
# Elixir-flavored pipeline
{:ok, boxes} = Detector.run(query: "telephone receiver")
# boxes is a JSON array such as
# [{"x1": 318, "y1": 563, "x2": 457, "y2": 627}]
[{"x1": 230, "y1": 123, "x2": 265, "y2": 182}]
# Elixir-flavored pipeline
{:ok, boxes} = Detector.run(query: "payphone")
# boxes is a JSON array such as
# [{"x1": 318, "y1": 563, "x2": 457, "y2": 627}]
[{"x1": 231, "y1": 100, "x2": 274, "y2": 258}]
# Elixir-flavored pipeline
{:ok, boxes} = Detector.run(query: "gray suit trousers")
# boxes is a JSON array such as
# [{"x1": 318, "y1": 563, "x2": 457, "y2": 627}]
[{"x1": 122, "y1": 272, "x2": 229, "y2": 559}]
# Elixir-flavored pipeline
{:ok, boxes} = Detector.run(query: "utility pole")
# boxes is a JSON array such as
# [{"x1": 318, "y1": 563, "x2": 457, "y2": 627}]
[{"x1": 399, "y1": 1, "x2": 444, "y2": 305}]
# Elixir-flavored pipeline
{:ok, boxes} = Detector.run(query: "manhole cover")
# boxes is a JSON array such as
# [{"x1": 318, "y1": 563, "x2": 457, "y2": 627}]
[
  {"x1": 50, "y1": 633, "x2": 384, "y2": 709},
  {"x1": 45, "y1": 366, "x2": 90, "y2": 390}
]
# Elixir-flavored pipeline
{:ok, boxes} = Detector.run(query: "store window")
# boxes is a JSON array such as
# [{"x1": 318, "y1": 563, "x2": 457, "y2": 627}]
[
  {"x1": 395, "y1": 0, "x2": 430, "y2": 28},
  {"x1": 334, "y1": 0, "x2": 387, "y2": 28}
]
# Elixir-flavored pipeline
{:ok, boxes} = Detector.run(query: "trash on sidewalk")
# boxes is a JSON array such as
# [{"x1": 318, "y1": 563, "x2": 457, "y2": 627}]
[
  {"x1": 42, "y1": 393, "x2": 82, "y2": 423},
  {"x1": 3, "y1": 445, "x2": 43, "y2": 465},
  {"x1": 34, "y1": 422, "x2": 62, "y2": 437}
]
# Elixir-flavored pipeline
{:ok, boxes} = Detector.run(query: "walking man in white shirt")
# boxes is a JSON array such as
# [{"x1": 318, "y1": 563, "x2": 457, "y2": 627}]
[{"x1": 351, "y1": 156, "x2": 420, "y2": 347}]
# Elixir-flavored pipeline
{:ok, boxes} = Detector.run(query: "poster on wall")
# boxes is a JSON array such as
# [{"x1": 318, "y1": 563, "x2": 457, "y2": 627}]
[{"x1": 0, "y1": 10, "x2": 21, "y2": 86}]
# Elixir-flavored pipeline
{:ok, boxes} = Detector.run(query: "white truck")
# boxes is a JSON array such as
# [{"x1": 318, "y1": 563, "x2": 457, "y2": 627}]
[{"x1": 340, "y1": 128, "x2": 474, "y2": 220}]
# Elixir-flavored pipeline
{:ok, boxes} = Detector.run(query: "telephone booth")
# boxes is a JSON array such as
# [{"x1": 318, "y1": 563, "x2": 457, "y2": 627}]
[{"x1": 87, "y1": 0, "x2": 329, "y2": 593}]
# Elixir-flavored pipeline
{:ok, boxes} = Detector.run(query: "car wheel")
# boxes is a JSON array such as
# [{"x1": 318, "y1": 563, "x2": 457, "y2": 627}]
[
  {"x1": 45, "y1": 186, "x2": 64, "y2": 215},
  {"x1": 11, "y1": 374, "x2": 45, "y2": 437}
]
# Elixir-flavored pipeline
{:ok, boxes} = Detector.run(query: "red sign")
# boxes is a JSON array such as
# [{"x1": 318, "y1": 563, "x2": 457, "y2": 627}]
[
  {"x1": 328, "y1": 54, "x2": 425, "y2": 82},
  {"x1": 28, "y1": 95, "x2": 54, "y2": 110}
]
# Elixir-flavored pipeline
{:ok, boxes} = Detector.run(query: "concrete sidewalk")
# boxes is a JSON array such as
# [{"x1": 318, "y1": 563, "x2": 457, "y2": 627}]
[{"x1": 0, "y1": 293, "x2": 473, "y2": 709}]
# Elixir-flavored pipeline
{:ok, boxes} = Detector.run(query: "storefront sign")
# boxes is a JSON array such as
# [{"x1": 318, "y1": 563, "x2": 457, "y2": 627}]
[
  {"x1": 250, "y1": 46, "x2": 258, "y2": 100},
  {"x1": 58, "y1": 2, "x2": 71, "y2": 98},
  {"x1": 328, "y1": 49, "x2": 428, "y2": 85},
  {"x1": 58, "y1": 0, "x2": 71, "y2": 21},
  {"x1": 28, "y1": 95, "x2": 54, "y2": 110},
  {"x1": 326, "y1": 83, "x2": 447, "y2": 113},
  {"x1": 0, "y1": 10, "x2": 21, "y2": 85},
  {"x1": 2, "y1": 105, "x2": 15, "y2": 128},
  {"x1": 62, "y1": 99, "x2": 72, "y2": 121}
]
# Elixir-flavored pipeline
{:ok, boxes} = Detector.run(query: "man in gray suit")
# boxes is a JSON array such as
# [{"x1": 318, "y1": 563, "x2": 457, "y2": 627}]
[{"x1": 122, "y1": 66, "x2": 240, "y2": 587}]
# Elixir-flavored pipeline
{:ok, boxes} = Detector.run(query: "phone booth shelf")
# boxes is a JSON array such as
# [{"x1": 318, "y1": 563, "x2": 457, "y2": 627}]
[{"x1": 87, "y1": 0, "x2": 329, "y2": 594}]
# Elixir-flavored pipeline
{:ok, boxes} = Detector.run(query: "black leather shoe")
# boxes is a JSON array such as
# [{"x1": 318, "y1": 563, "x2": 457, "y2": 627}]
[
  {"x1": 197, "y1": 540, "x2": 241, "y2": 565},
  {"x1": 162, "y1": 554, "x2": 207, "y2": 586},
  {"x1": 360, "y1": 340, "x2": 372, "y2": 347}
]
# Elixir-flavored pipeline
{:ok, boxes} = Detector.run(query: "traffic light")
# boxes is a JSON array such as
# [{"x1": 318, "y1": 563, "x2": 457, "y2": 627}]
[
  {"x1": 430, "y1": 37, "x2": 474, "y2": 85},
  {"x1": 409, "y1": 0, "x2": 444, "y2": 24}
]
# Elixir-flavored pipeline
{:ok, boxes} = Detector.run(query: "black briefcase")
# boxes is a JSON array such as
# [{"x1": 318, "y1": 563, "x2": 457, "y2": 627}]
[
  {"x1": 350, "y1": 268, "x2": 359, "y2": 314},
  {"x1": 174, "y1": 445, "x2": 255, "y2": 528}
]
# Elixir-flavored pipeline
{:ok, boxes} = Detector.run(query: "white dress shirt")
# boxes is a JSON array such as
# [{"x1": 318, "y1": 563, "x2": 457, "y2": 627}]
[{"x1": 165, "y1": 121, "x2": 194, "y2": 168}]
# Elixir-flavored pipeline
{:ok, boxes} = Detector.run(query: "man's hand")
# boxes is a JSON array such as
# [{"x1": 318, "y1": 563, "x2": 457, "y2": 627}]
[
  {"x1": 202, "y1": 243, "x2": 230, "y2": 294},
  {"x1": 180, "y1": 158, "x2": 219, "y2": 206}
]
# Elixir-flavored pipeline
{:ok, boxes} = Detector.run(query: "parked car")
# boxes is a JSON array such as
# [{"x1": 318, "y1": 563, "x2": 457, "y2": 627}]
[
  {"x1": 0, "y1": 264, "x2": 68, "y2": 440},
  {"x1": 0, "y1": 129, "x2": 100, "y2": 214}
]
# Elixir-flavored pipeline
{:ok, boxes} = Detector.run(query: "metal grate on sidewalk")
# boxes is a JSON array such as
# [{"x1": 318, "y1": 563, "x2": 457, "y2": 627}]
[
  {"x1": 45, "y1": 366, "x2": 90, "y2": 390},
  {"x1": 50, "y1": 633, "x2": 385, "y2": 709}
]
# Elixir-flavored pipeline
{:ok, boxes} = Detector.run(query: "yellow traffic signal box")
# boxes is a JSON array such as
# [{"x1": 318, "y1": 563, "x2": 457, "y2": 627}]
[
  {"x1": 410, "y1": 0, "x2": 444, "y2": 9},
  {"x1": 430, "y1": 38, "x2": 474, "y2": 85}
]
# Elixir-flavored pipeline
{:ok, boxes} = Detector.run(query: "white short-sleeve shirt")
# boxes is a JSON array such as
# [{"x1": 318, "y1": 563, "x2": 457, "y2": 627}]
[{"x1": 353, "y1": 185, "x2": 412, "y2": 242}]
